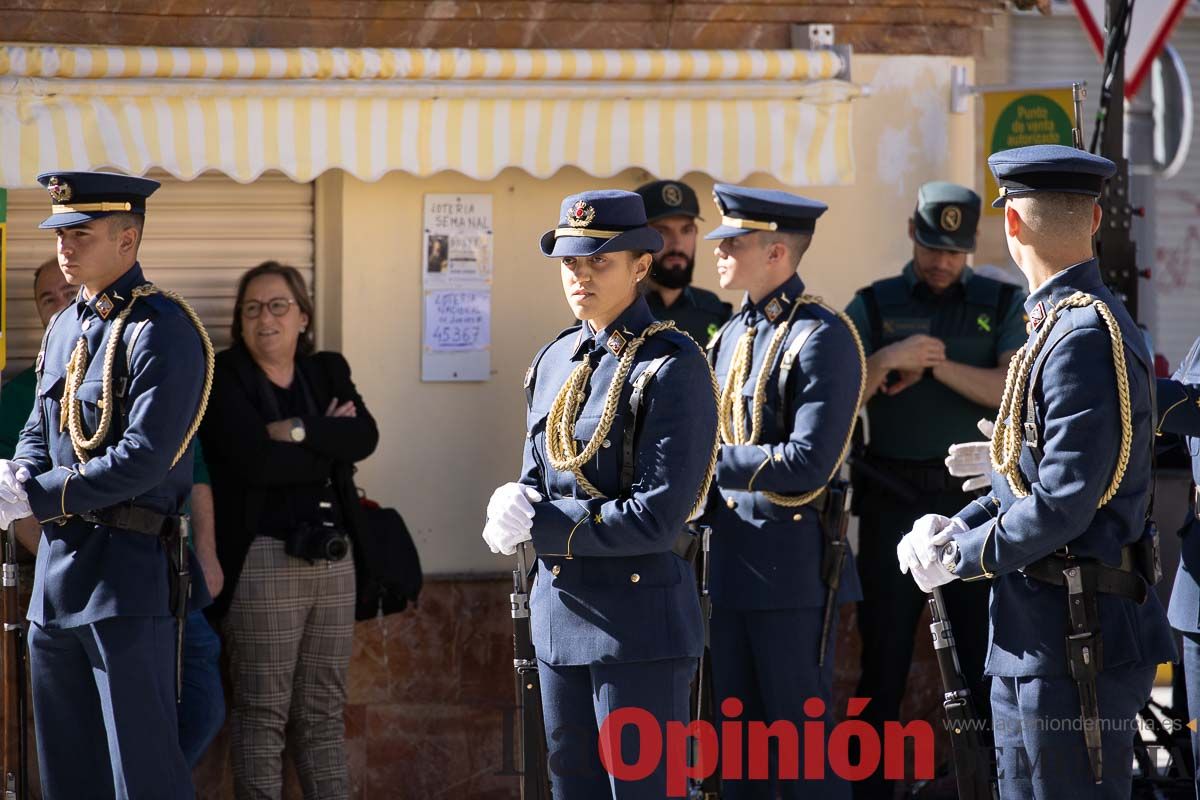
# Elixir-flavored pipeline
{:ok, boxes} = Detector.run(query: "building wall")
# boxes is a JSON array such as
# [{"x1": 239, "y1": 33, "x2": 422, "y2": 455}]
[
  {"x1": 3, "y1": 0, "x2": 1003, "y2": 56},
  {"x1": 333, "y1": 53, "x2": 978, "y2": 576}
]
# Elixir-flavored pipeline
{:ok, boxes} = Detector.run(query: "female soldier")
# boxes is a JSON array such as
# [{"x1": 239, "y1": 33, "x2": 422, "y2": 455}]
[{"x1": 483, "y1": 189, "x2": 719, "y2": 799}]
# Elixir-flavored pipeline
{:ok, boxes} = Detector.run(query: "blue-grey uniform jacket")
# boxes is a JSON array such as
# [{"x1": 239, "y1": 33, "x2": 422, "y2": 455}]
[
  {"x1": 14, "y1": 263, "x2": 208, "y2": 629},
  {"x1": 701, "y1": 274, "x2": 864, "y2": 611},
  {"x1": 521, "y1": 296, "x2": 718, "y2": 666},
  {"x1": 1161, "y1": 336, "x2": 1200, "y2": 634},
  {"x1": 950, "y1": 259, "x2": 1175, "y2": 677}
]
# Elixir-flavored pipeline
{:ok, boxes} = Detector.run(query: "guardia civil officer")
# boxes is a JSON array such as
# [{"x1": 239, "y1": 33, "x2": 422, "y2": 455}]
[
  {"x1": 0, "y1": 171, "x2": 211, "y2": 799},
  {"x1": 844, "y1": 182, "x2": 1026, "y2": 798},
  {"x1": 701, "y1": 185, "x2": 865, "y2": 799},
  {"x1": 482, "y1": 189, "x2": 719, "y2": 799},
  {"x1": 897, "y1": 145, "x2": 1175, "y2": 798},
  {"x1": 1156, "y1": 338, "x2": 1200, "y2": 799},
  {"x1": 635, "y1": 179, "x2": 732, "y2": 343}
]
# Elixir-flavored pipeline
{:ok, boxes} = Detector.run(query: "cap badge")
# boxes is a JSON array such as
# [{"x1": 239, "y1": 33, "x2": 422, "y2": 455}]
[
  {"x1": 568, "y1": 200, "x2": 596, "y2": 228},
  {"x1": 46, "y1": 176, "x2": 72, "y2": 204},
  {"x1": 1029, "y1": 301, "x2": 1047, "y2": 331},
  {"x1": 95, "y1": 293, "x2": 115, "y2": 320},
  {"x1": 662, "y1": 184, "x2": 683, "y2": 207},
  {"x1": 607, "y1": 330, "x2": 627, "y2": 357},
  {"x1": 764, "y1": 298, "x2": 783, "y2": 323},
  {"x1": 940, "y1": 205, "x2": 962, "y2": 232}
]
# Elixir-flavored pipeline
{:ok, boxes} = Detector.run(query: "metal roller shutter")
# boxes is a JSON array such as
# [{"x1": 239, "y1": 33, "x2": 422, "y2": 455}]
[
  {"x1": 3, "y1": 170, "x2": 314, "y2": 374},
  {"x1": 1010, "y1": 10, "x2": 1200, "y2": 367}
]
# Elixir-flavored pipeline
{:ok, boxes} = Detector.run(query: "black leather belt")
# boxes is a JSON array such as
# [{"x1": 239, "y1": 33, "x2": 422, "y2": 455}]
[
  {"x1": 1022, "y1": 547, "x2": 1148, "y2": 604},
  {"x1": 860, "y1": 454, "x2": 955, "y2": 494},
  {"x1": 81, "y1": 504, "x2": 178, "y2": 537}
]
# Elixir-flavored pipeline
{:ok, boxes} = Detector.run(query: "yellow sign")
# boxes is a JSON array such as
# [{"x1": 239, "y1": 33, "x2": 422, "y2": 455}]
[{"x1": 982, "y1": 87, "x2": 1076, "y2": 216}]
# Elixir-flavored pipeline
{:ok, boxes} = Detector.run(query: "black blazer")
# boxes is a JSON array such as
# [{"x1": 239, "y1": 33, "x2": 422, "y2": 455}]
[{"x1": 199, "y1": 343, "x2": 379, "y2": 621}]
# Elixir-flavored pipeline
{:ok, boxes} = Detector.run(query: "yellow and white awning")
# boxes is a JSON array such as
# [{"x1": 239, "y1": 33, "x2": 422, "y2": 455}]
[{"x1": 0, "y1": 45, "x2": 859, "y2": 188}]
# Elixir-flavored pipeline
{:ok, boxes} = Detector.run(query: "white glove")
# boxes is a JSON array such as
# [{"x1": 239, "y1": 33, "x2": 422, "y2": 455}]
[
  {"x1": 481, "y1": 517, "x2": 532, "y2": 556},
  {"x1": 909, "y1": 556, "x2": 958, "y2": 593},
  {"x1": 0, "y1": 497, "x2": 32, "y2": 530},
  {"x1": 945, "y1": 419, "x2": 995, "y2": 493},
  {"x1": 0, "y1": 461, "x2": 30, "y2": 506},
  {"x1": 897, "y1": 513, "x2": 953, "y2": 574},
  {"x1": 487, "y1": 483, "x2": 543, "y2": 532},
  {"x1": 898, "y1": 516, "x2": 968, "y2": 592}
]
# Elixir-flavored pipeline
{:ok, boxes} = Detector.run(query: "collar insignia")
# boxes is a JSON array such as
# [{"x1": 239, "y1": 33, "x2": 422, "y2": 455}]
[
  {"x1": 607, "y1": 330, "x2": 627, "y2": 357},
  {"x1": 95, "y1": 294, "x2": 115, "y2": 320},
  {"x1": 764, "y1": 298, "x2": 783, "y2": 322},
  {"x1": 1029, "y1": 301, "x2": 1047, "y2": 331}
]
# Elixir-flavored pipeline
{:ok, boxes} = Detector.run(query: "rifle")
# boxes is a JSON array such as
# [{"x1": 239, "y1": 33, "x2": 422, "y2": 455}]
[
  {"x1": 510, "y1": 542, "x2": 551, "y2": 800},
  {"x1": 1, "y1": 526, "x2": 27, "y2": 800},
  {"x1": 927, "y1": 587, "x2": 996, "y2": 800},
  {"x1": 689, "y1": 525, "x2": 719, "y2": 800},
  {"x1": 817, "y1": 482, "x2": 851, "y2": 668}
]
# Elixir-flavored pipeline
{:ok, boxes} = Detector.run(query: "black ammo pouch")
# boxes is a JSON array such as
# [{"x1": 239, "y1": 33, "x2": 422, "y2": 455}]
[{"x1": 671, "y1": 526, "x2": 703, "y2": 564}]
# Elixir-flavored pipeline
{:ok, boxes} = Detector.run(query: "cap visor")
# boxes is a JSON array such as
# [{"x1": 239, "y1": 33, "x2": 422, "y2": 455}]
[
  {"x1": 913, "y1": 221, "x2": 975, "y2": 253},
  {"x1": 38, "y1": 211, "x2": 109, "y2": 229},
  {"x1": 541, "y1": 228, "x2": 663, "y2": 258},
  {"x1": 703, "y1": 225, "x2": 755, "y2": 241}
]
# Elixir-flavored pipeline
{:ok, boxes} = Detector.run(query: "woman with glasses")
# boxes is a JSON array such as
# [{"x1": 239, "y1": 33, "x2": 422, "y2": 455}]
[{"x1": 199, "y1": 261, "x2": 378, "y2": 800}]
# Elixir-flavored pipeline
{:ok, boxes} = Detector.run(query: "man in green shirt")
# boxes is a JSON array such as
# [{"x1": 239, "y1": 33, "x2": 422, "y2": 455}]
[{"x1": 843, "y1": 182, "x2": 1027, "y2": 800}]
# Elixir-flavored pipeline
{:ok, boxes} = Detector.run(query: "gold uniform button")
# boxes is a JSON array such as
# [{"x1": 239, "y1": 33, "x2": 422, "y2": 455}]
[
  {"x1": 602, "y1": 439, "x2": 611, "y2": 449},
  {"x1": 630, "y1": 573, "x2": 640, "y2": 584},
  {"x1": 726, "y1": 497, "x2": 736, "y2": 509},
  {"x1": 793, "y1": 513, "x2": 803, "y2": 522},
  {"x1": 551, "y1": 565, "x2": 561, "y2": 577}
]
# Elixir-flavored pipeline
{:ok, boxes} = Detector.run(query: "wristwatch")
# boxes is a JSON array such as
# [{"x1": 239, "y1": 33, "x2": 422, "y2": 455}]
[
  {"x1": 940, "y1": 540, "x2": 961, "y2": 573},
  {"x1": 289, "y1": 418, "x2": 307, "y2": 443}
]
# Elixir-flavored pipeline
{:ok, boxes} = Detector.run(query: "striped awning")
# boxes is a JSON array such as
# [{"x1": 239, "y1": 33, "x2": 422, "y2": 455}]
[{"x1": 0, "y1": 45, "x2": 859, "y2": 188}]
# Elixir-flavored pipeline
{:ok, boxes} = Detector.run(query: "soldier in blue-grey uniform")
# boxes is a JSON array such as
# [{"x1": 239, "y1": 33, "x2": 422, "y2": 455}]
[
  {"x1": 898, "y1": 145, "x2": 1176, "y2": 798},
  {"x1": 1156, "y1": 337, "x2": 1200, "y2": 799},
  {"x1": 701, "y1": 184, "x2": 865, "y2": 799},
  {"x1": 635, "y1": 179, "x2": 732, "y2": 344},
  {"x1": 0, "y1": 171, "x2": 212, "y2": 799},
  {"x1": 482, "y1": 189, "x2": 719, "y2": 799}
]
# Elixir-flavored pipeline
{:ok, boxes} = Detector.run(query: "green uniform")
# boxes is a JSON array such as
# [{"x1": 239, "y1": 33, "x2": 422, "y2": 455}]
[
  {"x1": 844, "y1": 262, "x2": 1027, "y2": 460},
  {"x1": 646, "y1": 286, "x2": 731, "y2": 345},
  {"x1": 0, "y1": 368, "x2": 38, "y2": 461}
]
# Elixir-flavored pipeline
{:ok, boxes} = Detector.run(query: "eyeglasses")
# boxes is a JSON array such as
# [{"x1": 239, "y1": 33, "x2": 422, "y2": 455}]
[{"x1": 241, "y1": 298, "x2": 297, "y2": 319}]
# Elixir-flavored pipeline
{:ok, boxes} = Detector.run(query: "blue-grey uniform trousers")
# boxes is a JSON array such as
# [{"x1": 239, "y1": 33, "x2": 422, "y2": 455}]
[
  {"x1": 710, "y1": 606, "x2": 849, "y2": 800},
  {"x1": 990, "y1": 664, "x2": 1155, "y2": 799},
  {"x1": 29, "y1": 616, "x2": 192, "y2": 800},
  {"x1": 538, "y1": 657, "x2": 695, "y2": 799},
  {"x1": 1183, "y1": 633, "x2": 1200, "y2": 799}
]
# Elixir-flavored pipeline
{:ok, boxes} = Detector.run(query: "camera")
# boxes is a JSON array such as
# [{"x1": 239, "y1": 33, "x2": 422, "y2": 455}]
[{"x1": 285, "y1": 501, "x2": 351, "y2": 563}]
